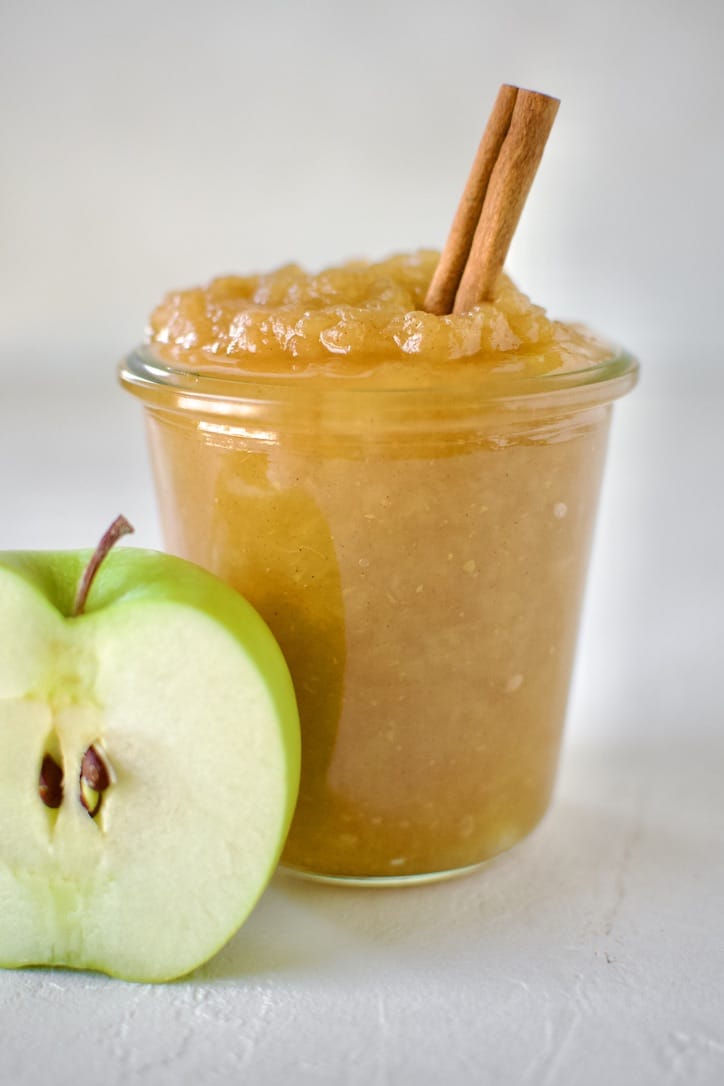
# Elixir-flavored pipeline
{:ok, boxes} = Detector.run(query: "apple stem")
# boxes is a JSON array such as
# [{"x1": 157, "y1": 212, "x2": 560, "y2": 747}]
[{"x1": 72, "y1": 515, "x2": 135, "y2": 617}]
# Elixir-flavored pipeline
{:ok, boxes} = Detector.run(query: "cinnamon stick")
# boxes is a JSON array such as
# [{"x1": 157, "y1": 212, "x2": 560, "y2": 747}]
[
  {"x1": 424, "y1": 84, "x2": 519, "y2": 316},
  {"x1": 423, "y1": 85, "x2": 559, "y2": 315}
]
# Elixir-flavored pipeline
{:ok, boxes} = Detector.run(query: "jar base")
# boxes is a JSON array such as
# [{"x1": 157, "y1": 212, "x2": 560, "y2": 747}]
[{"x1": 278, "y1": 857, "x2": 493, "y2": 888}]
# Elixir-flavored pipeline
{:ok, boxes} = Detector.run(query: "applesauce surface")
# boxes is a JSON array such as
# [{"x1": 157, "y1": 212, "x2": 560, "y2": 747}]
[{"x1": 146, "y1": 251, "x2": 609, "y2": 383}]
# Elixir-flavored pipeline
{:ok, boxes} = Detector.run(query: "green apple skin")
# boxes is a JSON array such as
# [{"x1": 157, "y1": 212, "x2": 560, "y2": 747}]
[{"x1": 0, "y1": 547, "x2": 300, "y2": 983}]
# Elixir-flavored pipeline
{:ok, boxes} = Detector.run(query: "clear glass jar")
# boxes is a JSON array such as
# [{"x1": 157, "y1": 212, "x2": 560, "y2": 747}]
[{"x1": 120, "y1": 345, "x2": 637, "y2": 884}]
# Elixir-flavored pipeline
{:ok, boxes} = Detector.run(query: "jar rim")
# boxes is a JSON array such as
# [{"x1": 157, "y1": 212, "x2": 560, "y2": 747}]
[{"x1": 118, "y1": 343, "x2": 639, "y2": 418}]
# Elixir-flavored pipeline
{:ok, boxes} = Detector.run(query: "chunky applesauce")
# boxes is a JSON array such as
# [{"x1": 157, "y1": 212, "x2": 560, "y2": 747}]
[
  {"x1": 147, "y1": 251, "x2": 608, "y2": 382},
  {"x1": 123, "y1": 252, "x2": 636, "y2": 880}
]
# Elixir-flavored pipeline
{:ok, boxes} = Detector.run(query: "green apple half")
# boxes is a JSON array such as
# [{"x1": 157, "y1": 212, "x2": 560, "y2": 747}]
[{"x1": 0, "y1": 527, "x2": 300, "y2": 982}]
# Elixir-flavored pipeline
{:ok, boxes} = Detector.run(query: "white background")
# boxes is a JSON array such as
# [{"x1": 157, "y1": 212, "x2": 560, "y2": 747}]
[
  {"x1": 1, "y1": 0, "x2": 723, "y2": 371},
  {"x1": 1, "y1": 2, "x2": 723, "y2": 1084}
]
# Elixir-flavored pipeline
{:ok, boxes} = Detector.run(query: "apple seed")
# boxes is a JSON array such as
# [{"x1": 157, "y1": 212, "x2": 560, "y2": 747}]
[
  {"x1": 80, "y1": 744, "x2": 111, "y2": 818},
  {"x1": 39, "y1": 754, "x2": 64, "y2": 809},
  {"x1": 81, "y1": 744, "x2": 111, "y2": 792}
]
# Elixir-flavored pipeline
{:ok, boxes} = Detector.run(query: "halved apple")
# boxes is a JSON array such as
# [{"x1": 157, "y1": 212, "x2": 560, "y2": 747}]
[{"x1": 0, "y1": 520, "x2": 299, "y2": 982}]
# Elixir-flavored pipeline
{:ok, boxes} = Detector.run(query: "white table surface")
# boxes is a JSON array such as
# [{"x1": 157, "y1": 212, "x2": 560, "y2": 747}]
[{"x1": 1, "y1": 360, "x2": 722, "y2": 1085}]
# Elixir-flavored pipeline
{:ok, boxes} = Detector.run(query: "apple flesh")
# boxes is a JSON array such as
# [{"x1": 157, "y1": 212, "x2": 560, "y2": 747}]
[{"x1": 0, "y1": 542, "x2": 300, "y2": 982}]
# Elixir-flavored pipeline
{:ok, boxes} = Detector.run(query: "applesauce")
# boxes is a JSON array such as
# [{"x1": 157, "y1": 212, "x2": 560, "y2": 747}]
[{"x1": 120, "y1": 252, "x2": 637, "y2": 882}]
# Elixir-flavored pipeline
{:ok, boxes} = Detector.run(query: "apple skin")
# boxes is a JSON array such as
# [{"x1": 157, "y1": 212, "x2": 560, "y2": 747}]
[{"x1": 0, "y1": 547, "x2": 300, "y2": 982}]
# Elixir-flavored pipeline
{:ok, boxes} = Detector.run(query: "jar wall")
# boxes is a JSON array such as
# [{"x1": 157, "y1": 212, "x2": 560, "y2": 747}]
[{"x1": 142, "y1": 400, "x2": 612, "y2": 880}]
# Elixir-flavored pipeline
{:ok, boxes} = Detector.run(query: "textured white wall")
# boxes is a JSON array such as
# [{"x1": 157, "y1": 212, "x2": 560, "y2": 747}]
[{"x1": 1, "y1": 0, "x2": 722, "y2": 374}]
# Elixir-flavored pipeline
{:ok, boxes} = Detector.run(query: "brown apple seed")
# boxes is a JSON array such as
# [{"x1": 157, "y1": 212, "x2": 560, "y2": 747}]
[
  {"x1": 39, "y1": 754, "x2": 64, "y2": 809},
  {"x1": 81, "y1": 745, "x2": 110, "y2": 792},
  {"x1": 79, "y1": 744, "x2": 111, "y2": 818}
]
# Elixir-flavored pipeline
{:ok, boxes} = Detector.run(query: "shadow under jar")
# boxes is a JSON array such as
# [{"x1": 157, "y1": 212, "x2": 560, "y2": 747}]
[{"x1": 120, "y1": 344, "x2": 637, "y2": 884}]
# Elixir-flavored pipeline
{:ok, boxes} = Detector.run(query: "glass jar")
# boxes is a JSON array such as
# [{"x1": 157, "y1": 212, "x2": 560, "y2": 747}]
[{"x1": 120, "y1": 345, "x2": 637, "y2": 884}]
